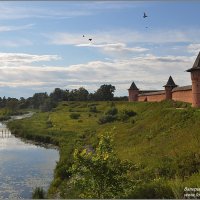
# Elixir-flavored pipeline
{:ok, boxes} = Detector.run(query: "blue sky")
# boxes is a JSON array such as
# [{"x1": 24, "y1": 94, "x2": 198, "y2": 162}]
[{"x1": 0, "y1": 1, "x2": 200, "y2": 98}]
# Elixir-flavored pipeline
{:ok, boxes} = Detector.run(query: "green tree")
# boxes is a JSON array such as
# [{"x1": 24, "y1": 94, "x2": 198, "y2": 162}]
[
  {"x1": 69, "y1": 87, "x2": 89, "y2": 101},
  {"x1": 94, "y1": 84, "x2": 116, "y2": 101},
  {"x1": 40, "y1": 98, "x2": 57, "y2": 112},
  {"x1": 50, "y1": 88, "x2": 69, "y2": 101},
  {"x1": 76, "y1": 87, "x2": 89, "y2": 101},
  {"x1": 70, "y1": 131, "x2": 134, "y2": 198},
  {"x1": 31, "y1": 92, "x2": 49, "y2": 109},
  {"x1": 6, "y1": 98, "x2": 19, "y2": 113}
]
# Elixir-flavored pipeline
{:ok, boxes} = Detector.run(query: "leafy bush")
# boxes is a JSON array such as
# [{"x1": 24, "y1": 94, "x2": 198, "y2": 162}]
[
  {"x1": 175, "y1": 152, "x2": 200, "y2": 179},
  {"x1": 70, "y1": 113, "x2": 80, "y2": 119},
  {"x1": 122, "y1": 109, "x2": 137, "y2": 117},
  {"x1": 56, "y1": 162, "x2": 71, "y2": 180},
  {"x1": 70, "y1": 132, "x2": 134, "y2": 198},
  {"x1": 89, "y1": 106, "x2": 98, "y2": 113},
  {"x1": 118, "y1": 112, "x2": 129, "y2": 121},
  {"x1": 119, "y1": 109, "x2": 137, "y2": 121},
  {"x1": 32, "y1": 187, "x2": 46, "y2": 199},
  {"x1": 105, "y1": 107, "x2": 118, "y2": 116},
  {"x1": 98, "y1": 114, "x2": 117, "y2": 124},
  {"x1": 157, "y1": 156, "x2": 176, "y2": 178},
  {"x1": 0, "y1": 115, "x2": 11, "y2": 121},
  {"x1": 128, "y1": 179, "x2": 174, "y2": 199}
]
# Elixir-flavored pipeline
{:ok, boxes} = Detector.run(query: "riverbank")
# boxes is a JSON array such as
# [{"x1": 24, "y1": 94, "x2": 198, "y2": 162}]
[{"x1": 7, "y1": 101, "x2": 200, "y2": 198}]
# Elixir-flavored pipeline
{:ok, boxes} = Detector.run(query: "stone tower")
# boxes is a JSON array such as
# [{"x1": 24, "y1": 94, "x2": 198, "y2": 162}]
[
  {"x1": 128, "y1": 82, "x2": 139, "y2": 102},
  {"x1": 163, "y1": 76, "x2": 177, "y2": 100},
  {"x1": 187, "y1": 52, "x2": 200, "y2": 107}
]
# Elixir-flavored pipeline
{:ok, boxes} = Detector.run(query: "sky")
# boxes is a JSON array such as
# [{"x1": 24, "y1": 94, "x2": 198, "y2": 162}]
[{"x1": 0, "y1": 1, "x2": 200, "y2": 98}]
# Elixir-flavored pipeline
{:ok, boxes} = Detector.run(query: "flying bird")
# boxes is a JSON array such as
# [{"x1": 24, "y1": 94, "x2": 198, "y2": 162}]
[
  {"x1": 88, "y1": 38, "x2": 92, "y2": 41},
  {"x1": 143, "y1": 12, "x2": 148, "y2": 18},
  {"x1": 83, "y1": 35, "x2": 85, "y2": 37}
]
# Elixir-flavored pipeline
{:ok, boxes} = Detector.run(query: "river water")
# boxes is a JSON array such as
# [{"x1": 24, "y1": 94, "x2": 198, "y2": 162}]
[{"x1": 0, "y1": 113, "x2": 59, "y2": 199}]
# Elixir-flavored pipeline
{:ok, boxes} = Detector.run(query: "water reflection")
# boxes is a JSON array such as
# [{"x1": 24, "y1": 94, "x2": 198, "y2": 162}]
[{"x1": 0, "y1": 117, "x2": 59, "y2": 199}]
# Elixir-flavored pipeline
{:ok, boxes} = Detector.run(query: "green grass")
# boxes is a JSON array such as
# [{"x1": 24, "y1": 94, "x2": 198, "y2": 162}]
[{"x1": 7, "y1": 100, "x2": 200, "y2": 198}]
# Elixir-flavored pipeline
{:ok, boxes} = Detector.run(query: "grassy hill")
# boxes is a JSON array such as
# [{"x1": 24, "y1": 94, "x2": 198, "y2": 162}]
[{"x1": 7, "y1": 100, "x2": 200, "y2": 198}]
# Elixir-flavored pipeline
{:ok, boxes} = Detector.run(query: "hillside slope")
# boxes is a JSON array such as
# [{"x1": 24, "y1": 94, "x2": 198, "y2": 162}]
[{"x1": 7, "y1": 100, "x2": 200, "y2": 198}]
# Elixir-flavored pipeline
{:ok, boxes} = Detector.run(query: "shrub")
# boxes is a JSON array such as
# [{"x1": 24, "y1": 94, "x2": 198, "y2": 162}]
[
  {"x1": 70, "y1": 132, "x2": 134, "y2": 199},
  {"x1": 89, "y1": 106, "x2": 98, "y2": 113},
  {"x1": 118, "y1": 112, "x2": 129, "y2": 121},
  {"x1": 122, "y1": 109, "x2": 137, "y2": 117},
  {"x1": 56, "y1": 162, "x2": 71, "y2": 180},
  {"x1": 105, "y1": 107, "x2": 118, "y2": 116},
  {"x1": 0, "y1": 116, "x2": 11, "y2": 121},
  {"x1": 157, "y1": 156, "x2": 176, "y2": 178},
  {"x1": 70, "y1": 113, "x2": 80, "y2": 119},
  {"x1": 98, "y1": 114, "x2": 117, "y2": 124},
  {"x1": 32, "y1": 187, "x2": 46, "y2": 199},
  {"x1": 119, "y1": 109, "x2": 137, "y2": 121},
  {"x1": 128, "y1": 179, "x2": 174, "y2": 199},
  {"x1": 175, "y1": 152, "x2": 200, "y2": 180}
]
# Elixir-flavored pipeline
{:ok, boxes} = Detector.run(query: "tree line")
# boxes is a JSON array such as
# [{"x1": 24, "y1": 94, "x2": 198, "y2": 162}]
[{"x1": 0, "y1": 84, "x2": 128, "y2": 113}]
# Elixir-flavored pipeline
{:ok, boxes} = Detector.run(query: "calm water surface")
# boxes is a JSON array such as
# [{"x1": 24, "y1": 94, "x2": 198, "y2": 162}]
[{"x1": 0, "y1": 114, "x2": 59, "y2": 199}]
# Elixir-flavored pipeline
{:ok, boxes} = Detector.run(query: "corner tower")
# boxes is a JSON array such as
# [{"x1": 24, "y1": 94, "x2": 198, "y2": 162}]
[
  {"x1": 163, "y1": 76, "x2": 177, "y2": 100},
  {"x1": 128, "y1": 82, "x2": 139, "y2": 102},
  {"x1": 187, "y1": 52, "x2": 200, "y2": 107}
]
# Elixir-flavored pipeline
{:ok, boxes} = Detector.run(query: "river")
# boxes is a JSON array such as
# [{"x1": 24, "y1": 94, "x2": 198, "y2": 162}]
[{"x1": 0, "y1": 113, "x2": 59, "y2": 199}]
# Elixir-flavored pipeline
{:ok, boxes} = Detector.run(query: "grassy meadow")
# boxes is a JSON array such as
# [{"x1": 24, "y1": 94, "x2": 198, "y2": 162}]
[{"x1": 7, "y1": 100, "x2": 200, "y2": 198}]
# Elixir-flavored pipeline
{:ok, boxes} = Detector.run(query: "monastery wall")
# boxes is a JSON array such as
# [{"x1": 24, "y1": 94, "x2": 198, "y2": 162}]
[
  {"x1": 172, "y1": 87, "x2": 192, "y2": 104},
  {"x1": 128, "y1": 52, "x2": 200, "y2": 107},
  {"x1": 138, "y1": 91, "x2": 165, "y2": 102},
  {"x1": 147, "y1": 93, "x2": 166, "y2": 102},
  {"x1": 138, "y1": 87, "x2": 193, "y2": 104}
]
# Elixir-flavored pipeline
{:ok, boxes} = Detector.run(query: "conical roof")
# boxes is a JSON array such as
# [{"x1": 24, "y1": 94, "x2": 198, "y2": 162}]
[
  {"x1": 164, "y1": 76, "x2": 177, "y2": 87},
  {"x1": 129, "y1": 81, "x2": 139, "y2": 90},
  {"x1": 187, "y1": 52, "x2": 200, "y2": 72}
]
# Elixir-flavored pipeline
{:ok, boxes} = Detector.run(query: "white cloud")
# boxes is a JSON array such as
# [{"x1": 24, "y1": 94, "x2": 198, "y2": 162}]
[
  {"x1": 0, "y1": 53, "x2": 61, "y2": 66},
  {"x1": 77, "y1": 43, "x2": 149, "y2": 54},
  {"x1": 50, "y1": 28, "x2": 200, "y2": 48},
  {"x1": 49, "y1": 32, "x2": 149, "y2": 56},
  {"x1": 0, "y1": 53, "x2": 194, "y2": 97}
]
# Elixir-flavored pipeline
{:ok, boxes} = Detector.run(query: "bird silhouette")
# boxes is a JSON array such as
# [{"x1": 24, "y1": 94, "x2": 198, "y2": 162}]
[
  {"x1": 88, "y1": 38, "x2": 92, "y2": 41},
  {"x1": 143, "y1": 12, "x2": 148, "y2": 18},
  {"x1": 83, "y1": 35, "x2": 85, "y2": 37}
]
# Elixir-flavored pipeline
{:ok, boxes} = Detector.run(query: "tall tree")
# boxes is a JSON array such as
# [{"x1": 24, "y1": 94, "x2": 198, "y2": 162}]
[
  {"x1": 50, "y1": 88, "x2": 68, "y2": 102},
  {"x1": 94, "y1": 84, "x2": 116, "y2": 101},
  {"x1": 32, "y1": 92, "x2": 48, "y2": 109},
  {"x1": 6, "y1": 98, "x2": 19, "y2": 113}
]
